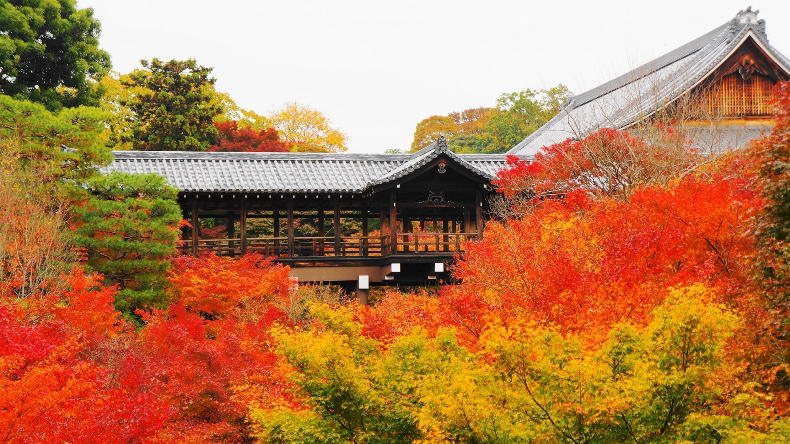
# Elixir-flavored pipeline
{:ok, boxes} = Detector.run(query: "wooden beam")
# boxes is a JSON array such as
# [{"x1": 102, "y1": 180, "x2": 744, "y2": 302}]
[
  {"x1": 361, "y1": 208, "x2": 369, "y2": 256},
  {"x1": 286, "y1": 203, "x2": 294, "y2": 257},
  {"x1": 389, "y1": 190, "x2": 397, "y2": 254},
  {"x1": 475, "y1": 190, "x2": 484, "y2": 238},
  {"x1": 191, "y1": 198, "x2": 198, "y2": 256},
  {"x1": 240, "y1": 200, "x2": 248, "y2": 255},
  {"x1": 333, "y1": 202, "x2": 341, "y2": 256},
  {"x1": 318, "y1": 208, "x2": 325, "y2": 256}
]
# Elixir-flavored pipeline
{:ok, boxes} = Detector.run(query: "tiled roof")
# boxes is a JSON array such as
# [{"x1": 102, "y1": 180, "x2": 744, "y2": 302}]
[
  {"x1": 368, "y1": 137, "x2": 495, "y2": 187},
  {"x1": 105, "y1": 143, "x2": 516, "y2": 194},
  {"x1": 509, "y1": 8, "x2": 790, "y2": 155}
]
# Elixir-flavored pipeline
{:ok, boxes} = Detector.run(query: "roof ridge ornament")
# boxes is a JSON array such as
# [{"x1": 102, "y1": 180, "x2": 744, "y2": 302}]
[
  {"x1": 435, "y1": 135, "x2": 449, "y2": 152},
  {"x1": 732, "y1": 6, "x2": 767, "y2": 39}
]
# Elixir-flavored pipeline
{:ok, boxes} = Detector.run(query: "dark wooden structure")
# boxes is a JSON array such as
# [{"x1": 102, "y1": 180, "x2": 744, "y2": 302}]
[{"x1": 109, "y1": 138, "x2": 507, "y2": 298}]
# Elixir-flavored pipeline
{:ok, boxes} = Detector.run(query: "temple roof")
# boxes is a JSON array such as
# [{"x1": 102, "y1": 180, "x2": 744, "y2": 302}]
[
  {"x1": 508, "y1": 7, "x2": 790, "y2": 155},
  {"x1": 105, "y1": 139, "x2": 511, "y2": 194}
]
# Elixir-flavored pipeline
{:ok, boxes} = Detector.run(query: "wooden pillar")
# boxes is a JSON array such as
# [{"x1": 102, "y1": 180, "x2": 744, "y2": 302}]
[
  {"x1": 191, "y1": 198, "x2": 199, "y2": 256},
  {"x1": 463, "y1": 208, "x2": 471, "y2": 234},
  {"x1": 388, "y1": 190, "x2": 397, "y2": 254},
  {"x1": 379, "y1": 208, "x2": 388, "y2": 255},
  {"x1": 357, "y1": 288, "x2": 369, "y2": 305},
  {"x1": 475, "y1": 190, "x2": 484, "y2": 239},
  {"x1": 286, "y1": 203, "x2": 294, "y2": 256},
  {"x1": 317, "y1": 208, "x2": 325, "y2": 256},
  {"x1": 402, "y1": 216, "x2": 410, "y2": 253},
  {"x1": 273, "y1": 210, "x2": 280, "y2": 255},
  {"x1": 333, "y1": 201, "x2": 341, "y2": 256},
  {"x1": 240, "y1": 200, "x2": 248, "y2": 255},
  {"x1": 452, "y1": 219, "x2": 459, "y2": 251},
  {"x1": 419, "y1": 218, "x2": 426, "y2": 252},
  {"x1": 227, "y1": 213, "x2": 235, "y2": 238},
  {"x1": 442, "y1": 218, "x2": 449, "y2": 251},
  {"x1": 361, "y1": 208, "x2": 369, "y2": 256}
]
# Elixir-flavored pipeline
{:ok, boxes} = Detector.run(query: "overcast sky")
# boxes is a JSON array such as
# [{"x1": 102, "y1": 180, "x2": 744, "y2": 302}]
[{"x1": 80, "y1": 0, "x2": 790, "y2": 153}]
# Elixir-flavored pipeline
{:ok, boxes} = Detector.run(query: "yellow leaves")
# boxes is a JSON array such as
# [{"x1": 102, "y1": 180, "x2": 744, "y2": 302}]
[
  {"x1": 250, "y1": 286, "x2": 754, "y2": 442},
  {"x1": 269, "y1": 103, "x2": 348, "y2": 152},
  {"x1": 647, "y1": 284, "x2": 740, "y2": 371}
]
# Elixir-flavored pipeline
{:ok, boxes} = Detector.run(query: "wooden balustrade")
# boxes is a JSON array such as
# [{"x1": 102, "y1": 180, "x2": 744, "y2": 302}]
[
  {"x1": 393, "y1": 232, "x2": 479, "y2": 253},
  {"x1": 178, "y1": 232, "x2": 479, "y2": 258}
]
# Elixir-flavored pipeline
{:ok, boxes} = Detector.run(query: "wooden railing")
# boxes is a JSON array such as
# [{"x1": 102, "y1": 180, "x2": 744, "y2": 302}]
[
  {"x1": 179, "y1": 232, "x2": 478, "y2": 258},
  {"x1": 394, "y1": 232, "x2": 479, "y2": 254}
]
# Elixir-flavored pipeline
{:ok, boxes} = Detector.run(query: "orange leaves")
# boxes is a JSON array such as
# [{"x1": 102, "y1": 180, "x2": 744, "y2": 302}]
[
  {"x1": 168, "y1": 253, "x2": 291, "y2": 321},
  {"x1": 209, "y1": 121, "x2": 291, "y2": 153},
  {"x1": 0, "y1": 254, "x2": 297, "y2": 442},
  {"x1": 55, "y1": 268, "x2": 121, "y2": 341},
  {"x1": 459, "y1": 168, "x2": 763, "y2": 342}
]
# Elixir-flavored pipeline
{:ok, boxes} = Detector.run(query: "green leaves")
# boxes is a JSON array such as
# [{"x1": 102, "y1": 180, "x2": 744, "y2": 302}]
[
  {"x1": 409, "y1": 85, "x2": 570, "y2": 154},
  {"x1": 121, "y1": 58, "x2": 223, "y2": 151},
  {"x1": 73, "y1": 172, "x2": 181, "y2": 314},
  {"x1": 0, "y1": 0, "x2": 111, "y2": 111},
  {"x1": 0, "y1": 94, "x2": 111, "y2": 206}
]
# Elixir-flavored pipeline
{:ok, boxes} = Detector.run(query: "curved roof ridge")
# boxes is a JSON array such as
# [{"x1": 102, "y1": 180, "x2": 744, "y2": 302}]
[
  {"x1": 508, "y1": 9, "x2": 790, "y2": 156},
  {"x1": 572, "y1": 21, "x2": 730, "y2": 108},
  {"x1": 366, "y1": 137, "x2": 494, "y2": 189}
]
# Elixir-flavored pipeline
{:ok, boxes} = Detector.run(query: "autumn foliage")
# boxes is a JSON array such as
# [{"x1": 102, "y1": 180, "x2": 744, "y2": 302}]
[
  {"x1": 2, "y1": 87, "x2": 790, "y2": 441},
  {"x1": 209, "y1": 120, "x2": 291, "y2": 153},
  {"x1": 0, "y1": 254, "x2": 294, "y2": 442}
]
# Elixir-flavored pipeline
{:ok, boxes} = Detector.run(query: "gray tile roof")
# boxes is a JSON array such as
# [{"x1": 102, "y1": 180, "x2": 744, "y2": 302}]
[
  {"x1": 105, "y1": 142, "x2": 516, "y2": 194},
  {"x1": 509, "y1": 8, "x2": 790, "y2": 156},
  {"x1": 368, "y1": 136, "x2": 495, "y2": 187}
]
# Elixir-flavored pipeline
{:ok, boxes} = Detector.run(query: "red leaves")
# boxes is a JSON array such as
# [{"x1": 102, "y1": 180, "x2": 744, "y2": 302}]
[
  {"x1": 209, "y1": 120, "x2": 291, "y2": 152},
  {"x1": 494, "y1": 127, "x2": 700, "y2": 202},
  {"x1": 459, "y1": 170, "x2": 762, "y2": 342},
  {"x1": 0, "y1": 267, "x2": 171, "y2": 443},
  {"x1": 0, "y1": 256, "x2": 295, "y2": 442},
  {"x1": 55, "y1": 268, "x2": 121, "y2": 342},
  {"x1": 168, "y1": 253, "x2": 291, "y2": 320}
]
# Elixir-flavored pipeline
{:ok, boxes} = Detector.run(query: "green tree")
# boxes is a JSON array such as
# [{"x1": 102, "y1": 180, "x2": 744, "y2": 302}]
[
  {"x1": 73, "y1": 172, "x2": 181, "y2": 315},
  {"x1": 0, "y1": 0, "x2": 111, "y2": 110},
  {"x1": 0, "y1": 94, "x2": 111, "y2": 205},
  {"x1": 122, "y1": 58, "x2": 223, "y2": 151},
  {"x1": 481, "y1": 84, "x2": 570, "y2": 153}
]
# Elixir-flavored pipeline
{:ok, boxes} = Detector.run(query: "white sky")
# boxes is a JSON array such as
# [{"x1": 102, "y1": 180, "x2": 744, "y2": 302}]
[{"x1": 80, "y1": 0, "x2": 790, "y2": 153}]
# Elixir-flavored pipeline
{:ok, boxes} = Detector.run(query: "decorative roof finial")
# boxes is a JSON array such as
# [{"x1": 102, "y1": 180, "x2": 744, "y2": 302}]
[
  {"x1": 436, "y1": 135, "x2": 448, "y2": 152},
  {"x1": 736, "y1": 6, "x2": 760, "y2": 25},
  {"x1": 730, "y1": 6, "x2": 767, "y2": 40}
]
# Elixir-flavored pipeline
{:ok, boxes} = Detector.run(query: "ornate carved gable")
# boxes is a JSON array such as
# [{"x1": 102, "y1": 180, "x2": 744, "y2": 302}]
[{"x1": 691, "y1": 37, "x2": 789, "y2": 118}]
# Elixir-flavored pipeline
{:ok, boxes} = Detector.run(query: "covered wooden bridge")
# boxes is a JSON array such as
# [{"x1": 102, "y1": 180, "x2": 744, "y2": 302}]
[{"x1": 107, "y1": 138, "x2": 511, "y2": 294}]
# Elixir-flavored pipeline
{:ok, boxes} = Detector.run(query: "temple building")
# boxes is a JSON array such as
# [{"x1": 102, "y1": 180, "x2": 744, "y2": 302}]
[
  {"x1": 106, "y1": 8, "x2": 789, "y2": 297},
  {"x1": 509, "y1": 7, "x2": 790, "y2": 156}
]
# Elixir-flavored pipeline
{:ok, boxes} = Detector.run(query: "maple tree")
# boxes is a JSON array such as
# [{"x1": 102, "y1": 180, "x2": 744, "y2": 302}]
[
  {"x1": 0, "y1": 269, "x2": 171, "y2": 443},
  {"x1": 209, "y1": 120, "x2": 291, "y2": 153},
  {"x1": 252, "y1": 288, "x2": 790, "y2": 443},
  {"x1": 270, "y1": 102, "x2": 348, "y2": 152}
]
